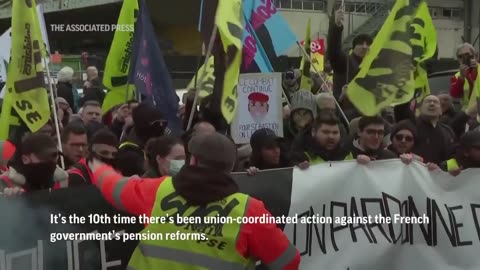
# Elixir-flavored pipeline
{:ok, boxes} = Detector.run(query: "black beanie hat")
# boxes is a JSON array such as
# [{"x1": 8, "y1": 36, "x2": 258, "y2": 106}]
[{"x1": 390, "y1": 120, "x2": 418, "y2": 141}]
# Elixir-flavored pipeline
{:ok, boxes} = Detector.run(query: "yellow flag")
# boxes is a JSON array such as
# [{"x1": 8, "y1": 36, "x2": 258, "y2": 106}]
[
  {"x1": 215, "y1": 0, "x2": 243, "y2": 123},
  {"x1": 412, "y1": 2, "x2": 437, "y2": 104},
  {"x1": 0, "y1": 0, "x2": 50, "y2": 137},
  {"x1": 300, "y1": 18, "x2": 312, "y2": 91},
  {"x1": 186, "y1": 56, "x2": 215, "y2": 98},
  {"x1": 102, "y1": 0, "x2": 138, "y2": 113},
  {"x1": 347, "y1": 0, "x2": 436, "y2": 116}
]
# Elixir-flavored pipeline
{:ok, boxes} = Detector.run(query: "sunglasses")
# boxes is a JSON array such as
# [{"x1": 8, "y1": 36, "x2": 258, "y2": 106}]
[{"x1": 395, "y1": 134, "x2": 414, "y2": 142}]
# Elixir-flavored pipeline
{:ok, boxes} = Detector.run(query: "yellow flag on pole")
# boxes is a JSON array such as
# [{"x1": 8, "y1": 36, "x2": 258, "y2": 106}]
[
  {"x1": 0, "y1": 0, "x2": 50, "y2": 139},
  {"x1": 347, "y1": 0, "x2": 437, "y2": 116},
  {"x1": 215, "y1": 0, "x2": 243, "y2": 123},
  {"x1": 102, "y1": 0, "x2": 138, "y2": 113}
]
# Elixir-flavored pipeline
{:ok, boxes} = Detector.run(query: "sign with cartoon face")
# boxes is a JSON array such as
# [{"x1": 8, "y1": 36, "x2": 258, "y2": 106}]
[{"x1": 231, "y1": 73, "x2": 283, "y2": 144}]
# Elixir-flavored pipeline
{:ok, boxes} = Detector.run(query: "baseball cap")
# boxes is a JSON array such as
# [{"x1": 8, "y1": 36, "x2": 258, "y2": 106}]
[{"x1": 250, "y1": 128, "x2": 282, "y2": 152}]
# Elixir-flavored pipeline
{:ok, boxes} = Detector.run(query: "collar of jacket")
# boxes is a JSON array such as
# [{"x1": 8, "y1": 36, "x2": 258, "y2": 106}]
[
  {"x1": 352, "y1": 139, "x2": 383, "y2": 158},
  {"x1": 172, "y1": 165, "x2": 239, "y2": 206}
]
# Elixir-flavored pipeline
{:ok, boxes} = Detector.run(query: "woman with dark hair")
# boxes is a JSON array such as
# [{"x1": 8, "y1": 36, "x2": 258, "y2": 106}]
[
  {"x1": 246, "y1": 128, "x2": 292, "y2": 175},
  {"x1": 143, "y1": 136, "x2": 185, "y2": 178}
]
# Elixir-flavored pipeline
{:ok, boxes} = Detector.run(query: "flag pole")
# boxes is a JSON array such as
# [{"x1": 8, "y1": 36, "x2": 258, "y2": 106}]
[
  {"x1": 296, "y1": 41, "x2": 350, "y2": 126},
  {"x1": 43, "y1": 57, "x2": 65, "y2": 169},
  {"x1": 186, "y1": 24, "x2": 218, "y2": 131}
]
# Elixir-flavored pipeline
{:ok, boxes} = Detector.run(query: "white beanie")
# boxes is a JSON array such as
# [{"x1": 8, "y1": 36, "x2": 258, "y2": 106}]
[{"x1": 57, "y1": 66, "x2": 74, "y2": 82}]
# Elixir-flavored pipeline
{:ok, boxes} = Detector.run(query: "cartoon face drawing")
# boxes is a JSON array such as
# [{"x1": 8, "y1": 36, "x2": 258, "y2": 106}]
[{"x1": 248, "y1": 92, "x2": 269, "y2": 122}]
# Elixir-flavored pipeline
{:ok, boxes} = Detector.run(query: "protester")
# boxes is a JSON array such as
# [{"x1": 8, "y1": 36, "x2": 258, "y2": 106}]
[
  {"x1": 291, "y1": 114, "x2": 353, "y2": 169},
  {"x1": 328, "y1": 8, "x2": 372, "y2": 119},
  {"x1": 284, "y1": 89, "x2": 317, "y2": 144},
  {"x1": 395, "y1": 95, "x2": 456, "y2": 164},
  {"x1": 87, "y1": 132, "x2": 300, "y2": 269},
  {"x1": 246, "y1": 128, "x2": 291, "y2": 175},
  {"x1": 110, "y1": 103, "x2": 130, "y2": 139},
  {"x1": 440, "y1": 130, "x2": 480, "y2": 174},
  {"x1": 387, "y1": 121, "x2": 418, "y2": 156},
  {"x1": 56, "y1": 97, "x2": 73, "y2": 128},
  {"x1": 349, "y1": 116, "x2": 397, "y2": 160},
  {"x1": 81, "y1": 66, "x2": 105, "y2": 106},
  {"x1": 56, "y1": 66, "x2": 79, "y2": 113},
  {"x1": 450, "y1": 43, "x2": 478, "y2": 109},
  {"x1": 61, "y1": 123, "x2": 88, "y2": 169},
  {"x1": 68, "y1": 129, "x2": 118, "y2": 186},
  {"x1": 0, "y1": 133, "x2": 68, "y2": 193},
  {"x1": 79, "y1": 100, "x2": 103, "y2": 124},
  {"x1": 315, "y1": 92, "x2": 348, "y2": 137},
  {"x1": 143, "y1": 136, "x2": 185, "y2": 178},
  {"x1": 438, "y1": 93, "x2": 457, "y2": 124},
  {"x1": 116, "y1": 102, "x2": 168, "y2": 176}
]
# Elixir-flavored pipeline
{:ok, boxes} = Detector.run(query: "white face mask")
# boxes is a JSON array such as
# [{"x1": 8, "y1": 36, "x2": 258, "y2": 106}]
[{"x1": 168, "y1": 159, "x2": 185, "y2": 176}]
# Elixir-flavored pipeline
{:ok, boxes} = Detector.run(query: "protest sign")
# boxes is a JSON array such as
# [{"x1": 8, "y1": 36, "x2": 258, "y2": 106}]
[
  {"x1": 1, "y1": 161, "x2": 480, "y2": 269},
  {"x1": 231, "y1": 73, "x2": 283, "y2": 144}
]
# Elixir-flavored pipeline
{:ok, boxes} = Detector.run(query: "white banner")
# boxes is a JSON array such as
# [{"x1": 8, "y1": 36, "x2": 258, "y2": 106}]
[
  {"x1": 231, "y1": 73, "x2": 283, "y2": 144},
  {"x1": 284, "y1": 160, "x2": 480, "y2": 270}
]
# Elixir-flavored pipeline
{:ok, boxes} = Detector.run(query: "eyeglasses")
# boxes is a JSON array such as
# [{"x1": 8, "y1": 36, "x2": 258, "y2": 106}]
[
  {"x1": 394, "y1": 134, "x2": 414, "y2": 142},
  {"x1": 365, "y1": 129, "x2": 385, "y2": 136}
]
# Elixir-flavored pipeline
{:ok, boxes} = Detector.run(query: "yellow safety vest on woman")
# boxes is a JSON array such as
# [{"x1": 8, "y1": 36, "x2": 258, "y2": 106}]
[
  {"x1": 446, "y1": 158, "x2": 460, "y2": 172},
  {"x1": 128, "y1": 177, "x2": 255, "y2": 270},
  {"x1": 304, "y1": 151, "x2": 354, "y2": 165}
]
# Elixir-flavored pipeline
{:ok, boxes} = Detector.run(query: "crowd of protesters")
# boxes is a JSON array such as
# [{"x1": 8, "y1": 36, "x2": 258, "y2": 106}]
[
  {"x1": 0, "y1": 9, "x2": 477, "y2": 193},
  {"x1": 0, "y1": 8, "x2": 479, "y2": 269}
]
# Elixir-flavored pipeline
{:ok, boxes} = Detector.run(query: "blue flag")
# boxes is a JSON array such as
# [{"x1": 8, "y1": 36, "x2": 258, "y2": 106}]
[
  {"x1": 242, "y1": 0, "x2": 297, "y2": 72},
  {"x1": 129, "y1": 0, "x2": 181, "y2": 132}
]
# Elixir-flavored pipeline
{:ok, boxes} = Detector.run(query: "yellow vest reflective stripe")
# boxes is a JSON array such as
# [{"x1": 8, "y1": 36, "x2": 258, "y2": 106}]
[
  {"x1": 454, "y1": 71, "x2": 472, "y2": 109},
  {"x1": 128, "y1": 177, "x2": 254, "y2": 270},
  {"x1": 446, "y1": 158, "x2": 460, "y2": 172},
  {"x1": 119, "y1": 141, "x2": 140, "y2": 149},
  {"x1": 304, "y1": 151, "x2": 354, "y2": 164}
]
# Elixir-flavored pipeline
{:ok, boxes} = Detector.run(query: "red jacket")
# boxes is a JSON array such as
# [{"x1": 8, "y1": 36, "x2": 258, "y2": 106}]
[
  {"x1": 450, "y1": 68, "x2": 477, "y2": 98},
  {"x1": 92, "y1": 165, "x2": 300, "y2": 270}
]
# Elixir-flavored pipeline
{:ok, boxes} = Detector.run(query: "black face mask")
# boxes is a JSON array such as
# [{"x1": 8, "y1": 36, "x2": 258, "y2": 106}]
[{"x1": 21, "y1": 162, "x2": 57, "y2": 190}]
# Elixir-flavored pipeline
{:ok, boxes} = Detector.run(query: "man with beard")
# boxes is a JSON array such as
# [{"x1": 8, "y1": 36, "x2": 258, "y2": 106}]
[
  {"x1": 0, "y1": 134, "x2": 68, "y2": 194},
  {"x1": 350, "y1": 116, "x2": 397, "y2": 160},
  {"x1": 291, "y1": 114, "x2": 352, "y2": 169},
  {"x1": 440, "y1": 130, "x2": 480, "y2": 174},
  {"x1": 68, "y1": 129, "x2": 118, "y2": 186}
]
